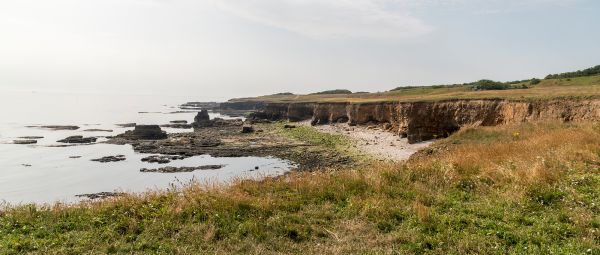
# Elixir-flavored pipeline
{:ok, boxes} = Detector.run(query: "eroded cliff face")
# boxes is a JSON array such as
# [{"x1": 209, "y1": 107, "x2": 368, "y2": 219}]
[{"x1": 251, "y1": 99, "x2": 600, "y2": 143}]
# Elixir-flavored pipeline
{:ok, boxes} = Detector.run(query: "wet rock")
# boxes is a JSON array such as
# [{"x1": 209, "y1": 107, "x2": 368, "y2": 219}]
[
  {"x1": 22, "y1": 164, "x2": 32, "y2": 167},
  {"x1": 76, "y1": 192, "x2": 125, "y2": 200},
  {"x1": 91, "y1": 155, "x2": 126, "y2": 163},
  {"x1": 170, "y1": 120, "x2": 188, "y2": 124},
  {"x1": 140, "y1": 165, "x2": 224, "y2": 173},
  {"x1": 84, "y1": 129, "x2": 113, "y2": 132},
  {"x1": 57, "y1": 136, "x2": 98, "y2": 144},
  {"x1": 13, "y1": 140, "x2": 37, "y2": 144},
  {"x1": 69, "y1": 156, "x2": 82, "y2": 159},
  {"x1": 241, "y1": 125, "x2": 254, "y2": 133},
  {"x1": 160, "y1": 124, "x2": 193, "y2": 129},
  {"x1": 117, "y1": 125, "x2": 168, "y2": 140},
  {"x1": 18, "y1": 136, "x2": 44, "y2": 139},
  {"x1": 26, "y1": 125, "x2": 80, "y2": 130},
  {"x1": 116, "y1": 123, "x2": 136, "y2": 128},
  {"x1": 141, "y1": 155, "x2": 187, "y2": 164}
]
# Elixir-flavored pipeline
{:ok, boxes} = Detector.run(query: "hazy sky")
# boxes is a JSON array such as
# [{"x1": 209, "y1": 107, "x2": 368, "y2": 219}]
[{"x1": 1, "y1": 0, "x2": 599, "y2": 99}]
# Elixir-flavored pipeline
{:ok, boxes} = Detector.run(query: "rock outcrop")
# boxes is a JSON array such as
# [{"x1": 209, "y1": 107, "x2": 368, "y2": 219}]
[
  {"x1": 193, "y1": 110, "x2": 212, "y2": 127},
  {"x1": 57, "y1": 136, "x2": 98, "y2": 144},
  {"x1": 117, "y1": 125, "x2": 167, "y2": 140},
  {"x1": 249, "y1": 98, "x2": 600, "y2": 143}
]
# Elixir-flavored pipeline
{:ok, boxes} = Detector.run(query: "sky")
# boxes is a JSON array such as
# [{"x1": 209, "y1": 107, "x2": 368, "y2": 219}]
[{"x1": 1, "y1": 0, "x2": 599, "y2": 100}]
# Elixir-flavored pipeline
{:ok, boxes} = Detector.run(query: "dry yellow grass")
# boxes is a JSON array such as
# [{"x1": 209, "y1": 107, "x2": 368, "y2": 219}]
[
  {"x1": 230, "y1": 76, "x2": 600, "y2": 103},
  {"x1": 1, "y1": 121, "x2": 599, "y2": 254}
]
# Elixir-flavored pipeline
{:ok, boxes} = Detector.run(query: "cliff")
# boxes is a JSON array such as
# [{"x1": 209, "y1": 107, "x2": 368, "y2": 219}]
[{"x1": 250, "y1": 98, "x2": 600, "y2": 143}]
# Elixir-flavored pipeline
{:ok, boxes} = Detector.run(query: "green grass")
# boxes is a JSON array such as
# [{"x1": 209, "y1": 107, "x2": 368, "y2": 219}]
[
  {"x1": 275, "y1": 122, "x2": 351, "y2": 151},
  {"x1": 229, "y1": 75, "x2": 600, "y2": 104},
  {"x1": 1, "y1": 122, "x2": 599, "y2": 254}
]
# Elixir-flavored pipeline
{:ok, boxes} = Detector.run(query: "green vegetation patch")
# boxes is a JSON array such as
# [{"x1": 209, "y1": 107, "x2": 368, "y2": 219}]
[
  {"x1": 309, "y1": 89, "x2": 353, "y2": 95},
  {"x1": 546, "y1": 65, "x2": 600, "y2": 79}
]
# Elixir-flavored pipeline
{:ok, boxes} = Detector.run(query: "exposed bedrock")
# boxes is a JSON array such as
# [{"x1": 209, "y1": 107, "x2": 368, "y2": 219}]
[
  {"x1": 117, "y1": 125, "x2": 168, "y2": 140},
  {"x1": 250, "y1": 98, "x2": 600, "y2": 143}
]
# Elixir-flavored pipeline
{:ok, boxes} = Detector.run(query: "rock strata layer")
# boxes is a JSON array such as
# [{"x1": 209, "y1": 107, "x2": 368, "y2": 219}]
[{"x1": 249, "y1": 98, "x2": 600, "y2": 143}]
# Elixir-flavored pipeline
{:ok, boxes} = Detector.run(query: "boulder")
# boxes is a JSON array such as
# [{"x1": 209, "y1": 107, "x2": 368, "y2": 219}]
[
  {"x1": 193, "y1": 110, "x2": 212, "y2": 127},
  {"x1": 57, "y1": 136, "x2": 98, "y2": 144}
]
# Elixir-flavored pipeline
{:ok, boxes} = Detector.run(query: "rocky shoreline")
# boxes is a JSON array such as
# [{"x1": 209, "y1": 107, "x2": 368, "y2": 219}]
[{"x1": 106, "y1": 112, "x2": 353, "y2": 170}]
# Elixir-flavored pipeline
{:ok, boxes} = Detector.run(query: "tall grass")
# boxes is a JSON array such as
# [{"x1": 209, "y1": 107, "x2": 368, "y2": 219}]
[{"x1": 1, "y1": 122, "x2": 599, "y2": 254}]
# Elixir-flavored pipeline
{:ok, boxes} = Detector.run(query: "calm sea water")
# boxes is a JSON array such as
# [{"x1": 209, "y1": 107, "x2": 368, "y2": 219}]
[{"x1": 0, "y1": 90, "x2": 293, "y2": 204}]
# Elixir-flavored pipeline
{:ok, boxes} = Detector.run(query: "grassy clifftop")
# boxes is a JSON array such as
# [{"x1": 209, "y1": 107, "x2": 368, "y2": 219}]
[
  {"x1": 1, "y1": 122, "x2": 598, "y2": 254},
  {"x1": 229, "y1": 75, "x2": 600, "y2": 104}
]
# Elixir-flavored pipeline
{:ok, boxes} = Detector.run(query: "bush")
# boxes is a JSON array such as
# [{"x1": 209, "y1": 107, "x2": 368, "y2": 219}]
[
  {"x1": 471, "y1": 80, "x2": 511, "y2": 91},
  {"x1": 545, "y1": 65, "x2": 600, "y2": 79},
  {"x1": 310, "y1": 89, "x2": 352, "y2": 95},
  {"x1": 530, "y1": 78, "x2": 541, "y2": 85}
]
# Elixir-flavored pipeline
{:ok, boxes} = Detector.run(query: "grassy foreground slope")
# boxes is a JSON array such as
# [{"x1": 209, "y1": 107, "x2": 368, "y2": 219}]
[
  {"x1": 229, "y1": 75, "x2": 600, "y2": 103},
  {"x1": 1, "y1": 122, "x2": 599, "y2": 254}
]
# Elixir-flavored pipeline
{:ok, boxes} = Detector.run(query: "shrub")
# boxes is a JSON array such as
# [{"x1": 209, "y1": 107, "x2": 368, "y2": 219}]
[
  {"x1": 545, "y1": 65, "x2": 600, "y2": 79},
  {"x1": 530, "y1": 78, "x2": 541, "y2": 85},
  {"x1": 310, "y1": 89, "x2": 352, "y2": 95},
  {"x1": 471, "y1": 79, "x2": 511, "y2": 91}
]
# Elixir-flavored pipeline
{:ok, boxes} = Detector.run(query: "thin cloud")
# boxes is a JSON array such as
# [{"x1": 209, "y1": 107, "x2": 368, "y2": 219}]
[{"x1": 214, "y1": 0, "x2": 433, "y2": 40}]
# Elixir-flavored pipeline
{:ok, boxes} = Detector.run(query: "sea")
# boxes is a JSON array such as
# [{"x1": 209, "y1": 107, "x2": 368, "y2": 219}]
[{"x1": 0, "y1": 90, "x2": 293, "y2": 205}]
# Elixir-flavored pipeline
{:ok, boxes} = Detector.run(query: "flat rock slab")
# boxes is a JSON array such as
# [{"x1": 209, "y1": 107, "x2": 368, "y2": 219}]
[
  {"x1": 117, "y1": 125, "x2": 168, "y2": 140},
  {"x1": 26, "y1": 125, "x2": 80, "y2": 130},
  {"x1": 141, "y1": 155, "x2": 188, "y2": 164},
  {"x1": 91, "y1": 155, "x2": 126, "y2": 163},
  {"x1": 116, "y1": 123, "x2": 136, "y2": 128},
  {"x1": 84, "y1": 129, "x2": 113, "y2": 132},
  {"x1": 160, "y1": 124, "x2": 193, "y2": 129},
  {"x1": 18, "y1": 136, "x2": 44, "y2": 139},
  {"x1": 140, "y1": 165, "x2": 224, "y2": 173},
  {"x1": 57, "y1": 136, "x2": 98, "y2": 144},
  {"x1": 13, "y1": 140, "x2": 37, "y2": 144}
]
